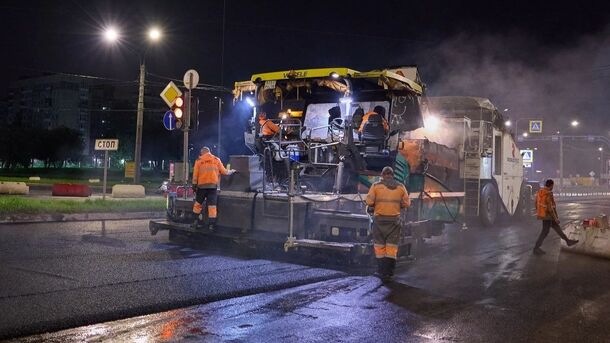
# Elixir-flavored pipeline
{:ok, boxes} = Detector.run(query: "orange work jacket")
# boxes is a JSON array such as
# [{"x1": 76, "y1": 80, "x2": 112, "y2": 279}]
[
  {"x1": 358, "y1": 111, "x2": 389, "y2": 133},
  {"x1": 192, "y1": 152, "x2": 228, "y2": 189},
  {"x1": 536, "y1": 187, "x2": 557, "y2": 220},
  {"x1": 366, "y1": 180, "x2": 410, "y2": 217},
  {"x1": 259, "y1": 119, "x2": 280, "y2": 137}
]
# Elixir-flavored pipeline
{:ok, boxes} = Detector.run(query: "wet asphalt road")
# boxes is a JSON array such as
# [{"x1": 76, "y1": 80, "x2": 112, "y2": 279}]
[
  {"x1": 4, "y1": 199, "x2": 610, "y2": 342},
  {"x1": 0, "y1": 220, "x2": 342, "y2": 340}
]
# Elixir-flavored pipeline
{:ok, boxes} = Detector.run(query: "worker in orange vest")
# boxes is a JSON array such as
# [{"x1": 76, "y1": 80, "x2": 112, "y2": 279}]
[
  {"x1": 534, "y1": 179, "x2": 578, "y2": 255},
  {"x1": 366, "y1": 166, "x2": 410, "y2": 281},
  {"x1": 191, "y1": 147, "x2": 235, "y2": 230},
  {"x1": 258, "y1": 111, "x2": 280, "y2": 139},
  {"x1": 358, "y1": 105, "x2": 389, "y2": 134}
]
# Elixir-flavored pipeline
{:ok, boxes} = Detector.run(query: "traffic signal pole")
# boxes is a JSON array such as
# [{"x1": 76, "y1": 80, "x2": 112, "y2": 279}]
[{"x1": 183, "y1": 73, "x2": 193, "y2": 198}]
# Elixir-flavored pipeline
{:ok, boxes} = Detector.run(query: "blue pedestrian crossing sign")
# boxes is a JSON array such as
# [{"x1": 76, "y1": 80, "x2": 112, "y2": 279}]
[
  {"x1": 529, "y1": 120, "x2": 542, "y2": 133},
  {"x1": 163, "y1": 111, "x2": 176, "y2": 131},
  {"x1": 520, "y1": 149, "x2": 534, "y2": 164}
]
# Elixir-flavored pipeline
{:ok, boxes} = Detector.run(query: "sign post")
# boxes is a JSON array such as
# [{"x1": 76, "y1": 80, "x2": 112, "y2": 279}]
[{"x1": 95, "y1": 139, "x2": 119, "y2": 200}]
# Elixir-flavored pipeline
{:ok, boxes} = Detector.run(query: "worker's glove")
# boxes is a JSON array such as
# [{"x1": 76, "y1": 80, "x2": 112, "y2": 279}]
[
  {"x1": 191, "y1": 184, "x2": 197, "y2": 192},
  {"x1": 227, "y1": 169, "x2": 237, "y2": 175},
  {"x1": 366, "y1": 206, "x2": 374, "y2": 215}
]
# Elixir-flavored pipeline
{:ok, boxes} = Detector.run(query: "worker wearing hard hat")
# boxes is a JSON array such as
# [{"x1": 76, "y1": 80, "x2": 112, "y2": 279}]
[
  {"x1": 258, "y1": 111, "x2": 280, "y2": 139},
  {"x1": 358, "y1": 105, "x2": 389, "y2": 134},
  {"x1": 366, "y1": 166, "x2": 410, "y2": 281},
  {"x1": 534, "y1": 179, "x2": 578, "y2": 255},
  {"x1": 192, "y1": 147, "x2": 235, "y2": 231}
]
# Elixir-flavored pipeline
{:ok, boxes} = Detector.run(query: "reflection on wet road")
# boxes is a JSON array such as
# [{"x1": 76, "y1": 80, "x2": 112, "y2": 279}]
[{"x1": 6, "y1": 199, "x2": 610, "y2": 342}]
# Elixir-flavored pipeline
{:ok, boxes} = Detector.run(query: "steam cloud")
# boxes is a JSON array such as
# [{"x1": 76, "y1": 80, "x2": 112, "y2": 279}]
[{"x1": 421, "y1": 28, "x2": 610, "y2": 134}]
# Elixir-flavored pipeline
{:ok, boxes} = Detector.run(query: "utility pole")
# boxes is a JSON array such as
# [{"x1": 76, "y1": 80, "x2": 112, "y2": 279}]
[{"x1": 134, "y1": 62, "x2": 145, "y2": 184}]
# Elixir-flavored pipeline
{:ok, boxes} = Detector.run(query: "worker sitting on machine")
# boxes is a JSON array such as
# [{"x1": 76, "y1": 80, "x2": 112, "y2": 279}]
[
  {"x1": 359, "y1": 106, "x2": 389, "y2": 141},
  {"x1": 192, "y1": 147, "x2": 235, "y2": 231},
  {"x1": 258, "y1": 111, "x2": 280, "y2": 140}
]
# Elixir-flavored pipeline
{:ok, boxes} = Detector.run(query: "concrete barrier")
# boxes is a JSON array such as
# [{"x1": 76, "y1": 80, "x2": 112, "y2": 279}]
[
  {"x1": 112, "y1": 184, "x2": 146, "y2": 198},
  {"x1": 28, "y1": 176, "x2": 41, "y2": 181},
  {"x1": 51, "y1": 184, "x2": 92, "y2": 197},
  {"x1": 0, "y1": 182, "x2": 29, "y2": 195}
]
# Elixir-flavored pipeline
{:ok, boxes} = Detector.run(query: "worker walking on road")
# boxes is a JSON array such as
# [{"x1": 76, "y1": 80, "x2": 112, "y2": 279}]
[
  {"x1": 534, "y1": 179, "x2": 578, "y2": 255},
  {"x1": 366, "y1": 166, "x2": 410, "y2": 281},
  {"x1": 192, "y1": 147, "x2": 235, "y2": 231}
]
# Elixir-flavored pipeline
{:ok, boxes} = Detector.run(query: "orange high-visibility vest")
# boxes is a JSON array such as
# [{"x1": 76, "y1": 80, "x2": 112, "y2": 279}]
[
  {"x1": 366, "y1": 181, "x2": 410, "y2": 217},
  {"x1": 536, "y1": 187, "x2": 556, "y2": 220},
  {"x1": 192, "y1": 152, "x2": 228, "y2": 189},
  {"x1": 358, "y1": 111, "x2": 389, "y2": 133},
  {"x1": 259, "y1": 119, "x2": 280, "y2": 136}
]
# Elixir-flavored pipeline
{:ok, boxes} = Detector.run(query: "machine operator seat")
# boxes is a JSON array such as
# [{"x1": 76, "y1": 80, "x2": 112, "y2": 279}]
[{"x1": 361, "y1": 113, "x2": 386, "y2": 142}]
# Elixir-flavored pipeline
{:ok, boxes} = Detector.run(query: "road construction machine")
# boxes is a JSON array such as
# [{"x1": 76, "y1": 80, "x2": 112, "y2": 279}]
[{"x1": 150, "y1": 66, "x2": 529, "y2": 263}]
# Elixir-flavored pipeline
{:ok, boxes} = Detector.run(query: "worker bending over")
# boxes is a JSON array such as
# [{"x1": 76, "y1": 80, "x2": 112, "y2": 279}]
[
  {"x1": 192, "y1": 147, "x2": 235, "y2": 230},
  {"x1": 366, "y1": 166, "x2": 410, "y2": 281}
]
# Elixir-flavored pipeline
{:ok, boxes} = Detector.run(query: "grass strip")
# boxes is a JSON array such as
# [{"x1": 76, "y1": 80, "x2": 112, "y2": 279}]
[{"x1": 0, "y1": 196, "x2": 166, "y2": 215}]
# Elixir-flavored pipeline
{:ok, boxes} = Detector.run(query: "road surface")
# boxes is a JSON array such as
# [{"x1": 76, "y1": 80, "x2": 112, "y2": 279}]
[{"x1": 2, "y1": 199, "x2": 610, "y2": 342}]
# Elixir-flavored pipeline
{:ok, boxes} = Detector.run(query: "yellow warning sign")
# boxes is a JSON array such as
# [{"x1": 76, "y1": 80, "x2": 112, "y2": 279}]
[
  {"x1": 124, "y1": 161, "x2": 136, "y2": 179},
  {"x1": 160, "y1": 81, "x2": 183, "y2": 108}
]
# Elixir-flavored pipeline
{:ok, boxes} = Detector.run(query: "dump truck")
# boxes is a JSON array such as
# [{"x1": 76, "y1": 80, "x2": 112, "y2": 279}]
[{"x1": 150, "y1": 66, "x2": 529, "y2": 263}]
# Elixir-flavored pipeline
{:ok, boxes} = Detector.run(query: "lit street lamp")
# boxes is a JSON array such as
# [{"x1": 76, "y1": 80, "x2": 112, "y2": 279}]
[
  {"x1": 103, "y1": 25, "x2": 163, "y2": 184},
  {"x1": 571, "y1": 120, "x2": 579, "y2": 127}
]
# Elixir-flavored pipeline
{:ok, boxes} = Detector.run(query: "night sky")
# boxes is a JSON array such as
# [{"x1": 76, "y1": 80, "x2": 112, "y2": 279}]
[{"x1": 2, "y1": 0, "x2": 610, "y2": 175}]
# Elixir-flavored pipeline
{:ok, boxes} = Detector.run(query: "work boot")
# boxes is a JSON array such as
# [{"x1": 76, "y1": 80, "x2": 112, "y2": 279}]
[
  {"x1": 191, "y1": 218, "x2": 200, "y2": 229},
  {"x1": 374, "y1": 258, "x2": 385, "y2": 279},
  {"x1": 566, "y1": 239, "x2": 579, "y2": 247},
  {"x1": 533, "y1": 247, "x2": 546, "y2": 255},
  {"x1": 208, "y1": 224, "x2": 215, "y2": 232},
  {"x1": 386, "y1": 258, "x2": 396, "y2": 277}
]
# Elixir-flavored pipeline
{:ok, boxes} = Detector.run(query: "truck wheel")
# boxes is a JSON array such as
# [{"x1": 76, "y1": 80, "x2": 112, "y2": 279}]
[{"x1": 480, "y1": 183, "x2": 498, "y2": 227}]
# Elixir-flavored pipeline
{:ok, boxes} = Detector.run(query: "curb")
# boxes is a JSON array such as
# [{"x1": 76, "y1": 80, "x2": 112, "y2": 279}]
[{"x1": 0, "y1": 211, "x2": 166, "y2": 224}]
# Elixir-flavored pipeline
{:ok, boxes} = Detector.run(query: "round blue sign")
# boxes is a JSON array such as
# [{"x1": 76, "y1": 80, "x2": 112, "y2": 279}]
[{"x1": 163, "y1": 111, "x2": 176, "y2": 130}]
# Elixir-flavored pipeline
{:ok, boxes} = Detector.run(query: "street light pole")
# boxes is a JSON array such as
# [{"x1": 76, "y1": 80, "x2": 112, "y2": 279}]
[
  {"x1": 559, "y1": 135, "x2": 564, "y2": 193},
  {"x1": 217, "y1": 97, "x2": 223, "y2": 158},
  {"x1": 134, "y1": 61, "x2": 145, "y2": 184}
]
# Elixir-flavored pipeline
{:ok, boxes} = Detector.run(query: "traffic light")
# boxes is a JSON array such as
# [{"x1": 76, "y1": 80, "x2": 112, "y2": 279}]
[{"x1": 172, "y1": 96, "x2": 184, "y2": 129}]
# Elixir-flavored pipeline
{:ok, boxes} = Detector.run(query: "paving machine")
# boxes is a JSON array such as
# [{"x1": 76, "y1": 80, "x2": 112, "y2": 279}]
[{"x1": 150, "y1": 67, "x2": 529, "y2": 263}]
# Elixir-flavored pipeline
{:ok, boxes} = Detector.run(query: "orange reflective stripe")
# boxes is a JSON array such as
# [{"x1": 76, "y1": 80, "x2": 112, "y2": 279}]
[
  {"x1": 374, "y1": 244, "x2": 386, "y2": 258},
  {"x1": 385, "y1": 244, "x2": 398, "y2": 259},
  {"x1": 208, "y1": 205, "x2": 217, "y2": 218},
  {"x1": 193, "y1": 202, "x2": 203, "y2": 214}
]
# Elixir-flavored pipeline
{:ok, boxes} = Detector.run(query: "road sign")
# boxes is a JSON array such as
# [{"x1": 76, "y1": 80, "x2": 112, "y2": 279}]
[
  {"x1": 124, "y1": 162, "x2": 136, "y2": 178},
  {"x1": 183, "y1": 69, "x2": 200, "y2": 90},
  {"x1": 163, "y1": 111, "x2": 176, "y2": 130},
  {"x1": 529, "y1": 120, "x2": 542, "y2": 133},
  {"x1": 520, "y1": 149, "x2": 533, "y2": 164},
  {"x1": 160, "y1": 81, "x2": 183, "y2": 107},
  {"x1": 94, "y1": 139, "x2": 119, "y2": 151}
]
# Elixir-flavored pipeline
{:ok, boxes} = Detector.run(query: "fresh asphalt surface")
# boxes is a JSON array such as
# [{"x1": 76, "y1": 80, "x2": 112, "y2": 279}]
[{"x1": 3, "y1": 199, "x2": 610, "y2": 342}]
